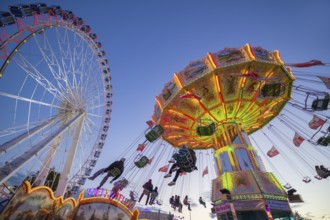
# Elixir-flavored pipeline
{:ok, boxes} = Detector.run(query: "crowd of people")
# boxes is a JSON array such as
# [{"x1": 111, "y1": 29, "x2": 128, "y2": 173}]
[{"x1": 88, "y1": 149, "x2": 208, "y2": 212}]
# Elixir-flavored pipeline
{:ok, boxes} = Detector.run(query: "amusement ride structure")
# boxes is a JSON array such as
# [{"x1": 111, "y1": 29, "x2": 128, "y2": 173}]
[
  {"x1": 0, "y1": 3, "x2": 112, "y2": 197},
  {"x1": 0, "y1": 2, "x2": 330, "y2": 220}
]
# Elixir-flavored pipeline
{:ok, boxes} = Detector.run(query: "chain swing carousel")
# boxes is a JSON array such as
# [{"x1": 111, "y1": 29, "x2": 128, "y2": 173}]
[{"x1": 144, "y1": 44, "x2": 329, "y2": 219}]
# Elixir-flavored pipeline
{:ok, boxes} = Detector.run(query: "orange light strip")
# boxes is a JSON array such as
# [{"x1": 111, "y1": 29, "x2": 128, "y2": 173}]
[
  {"x1": 207, "y1": 52, "x2": 218, "y2": 69},
  {"x1": 234, "y1": 99, "x2": 242, "y2": 118},
  {"x1": 245, "y1": 43, "x2": 256, "y2": 60},
  {"x1": 173, "y1": 73, "x2": 183, "y2": 89},
  {"x1": 163, "y1": 124, "x2": 191, "y2": 130},
  {"x1": 273, "y1": 50, "x2": 284, "y2": 65},
  {"x1": 216, "y1": 75, "x2": 227, "y2": 120},
  {"x1": 167, "y1": 109, "x2": 195, "y2": 121},
  {"x1": 155, "y1": 96, "x2": 163, "y2": 111}
]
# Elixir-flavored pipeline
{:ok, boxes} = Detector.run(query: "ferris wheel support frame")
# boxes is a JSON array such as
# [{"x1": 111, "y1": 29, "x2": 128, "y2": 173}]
[
  {"x1": 33, "y1": 135, "x2": 62, "y2": 187},
  {"x1": 55, "y1": 114, "x2": 85, "y2": 196},
  {"x1": 0, "y1": 116, "x2": 57, "y2": 156},
  {"x1": 0, "y1": 112, "x2": 84, "y2": 185}
]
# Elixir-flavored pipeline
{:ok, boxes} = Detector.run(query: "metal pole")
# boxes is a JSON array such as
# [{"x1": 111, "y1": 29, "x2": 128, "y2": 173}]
[
  {"x1": 55, "y1": 114, "x2": 85, "y2": 196},
  {"x1": 0, "y1": 116, "x2": 57, "y2": 156},
  {"x1": 0, "y1": 113, "x2": 84, "y2": 185},
  {"x1": 33, "y1": 135, "x2": 62, "y2": 186}
]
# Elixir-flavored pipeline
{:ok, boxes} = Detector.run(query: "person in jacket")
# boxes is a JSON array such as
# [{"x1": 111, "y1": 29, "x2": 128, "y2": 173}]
[
  {"x1": 165, "y1": 148, "x2": 197, "y2": 186},
  {"x1": 88, "y1": 158, "x2": 125, "y2": 189},
  {"x1": 149, "y1": 186, "x2": 158, "y2": 205},
  {"x1": 138, "y1": 179, "x2": 153, "y2": 205},
  {"x1": 183, "y1": 195, "x2": 191, "y2": 211},
  {"x1": 199, "y1": 196, "x2": 206, "y2": 208}
]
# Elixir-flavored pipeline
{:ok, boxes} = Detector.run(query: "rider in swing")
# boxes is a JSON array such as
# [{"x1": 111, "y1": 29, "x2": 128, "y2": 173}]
[
  {"x1": 164, "y1": 146, "x2": 197, "y2": 186},
  {"x1": 88, "y1": 158, "x2": 125, "y2": 189}
]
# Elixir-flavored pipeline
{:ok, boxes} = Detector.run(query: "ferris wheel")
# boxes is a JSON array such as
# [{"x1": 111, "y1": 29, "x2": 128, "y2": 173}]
[{"x1": 0, "y1": 3, "x2": 112, "y2": 197}]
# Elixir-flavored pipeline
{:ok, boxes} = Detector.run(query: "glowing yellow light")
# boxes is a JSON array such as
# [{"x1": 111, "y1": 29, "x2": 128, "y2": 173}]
[
  {"x1": 207, "y1": 52, "x2": 217, "y2": 69},
  {"x1": 273, "y1": 50, "x2": 284, "y2": 65},
  {"x1": 245, "y1": 43, "x2": 256, "y2": 60},
  {"x1": 163, "y1": 124, "x2": 186, "y2": 130},
  {"x1": 173, "y1": 73, "x2": 183, "y2": 89},
  {"x1": 155, "y1": 96, "x2": 163, "y2": 111}
]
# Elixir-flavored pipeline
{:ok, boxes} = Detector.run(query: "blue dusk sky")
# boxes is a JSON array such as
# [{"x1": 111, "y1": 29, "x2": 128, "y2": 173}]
[{"x1": 0, "y1": 1, "x2": 330, "y2": 219}]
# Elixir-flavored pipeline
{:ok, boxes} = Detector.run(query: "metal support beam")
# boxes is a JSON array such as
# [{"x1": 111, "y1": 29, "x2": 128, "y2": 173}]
[
  {"x1": 0, "y1": 113, "x2": 84, "y2": 185},
  {"x1": 33, "y1": 135, "x2": 62, "y2": 186},
  {"x1": 0, "y1": 116, "x2": 57, "y2": 156},
  {"x1": 55, "y1": 115, "x2": 85, "y2": 197}
]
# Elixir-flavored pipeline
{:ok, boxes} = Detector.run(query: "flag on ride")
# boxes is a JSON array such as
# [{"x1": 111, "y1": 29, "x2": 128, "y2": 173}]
[
  {"x1": 158, "y1": 164, "x2": 169, "y2": 172},
  {"x1": 136, "y1": 144, "x2": 145, "y2": 151},
  {"x1": 148, "y1": 157, "x2": 154, "y2": 164},
  {"x1": 179, "y1": 93, "x2": 201, "y2": 100},
  {"x1": 202, "y1": 166, "x2": 209, "y2": 177},
  {"x1": 317, "y1": 76, "x2": 330, "y2": 89},
  {"x1": 146, "y1": 120, "x2": 154, "y2": 128},
  {"x1": 293, "y1": 132, "x2": 305, "y2": 147},
  {"x1": 287, "y1": 60, "x2": 325, "y2": 68},
  {"x1": 267, "y1": 146, "x2": 279, "y2": 158},
  {"x1": 308, "y1": 115, "x2": 325, "y2": 129}
]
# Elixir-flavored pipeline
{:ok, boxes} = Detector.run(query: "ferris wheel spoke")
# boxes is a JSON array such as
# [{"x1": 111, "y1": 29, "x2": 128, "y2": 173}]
[
  {"x1": 13, "y1": 53, "x2": 69, "y2": 103},
  {"x1": 78, "y1": 54, "x2": 100, "y2": 98},
  {"x1": 83, "y1": 118, "x2": 96, "y2": 136},
  {"x1": 86, "y1": 112, "x2": 103, "y2": 118},
  {"x1": 54, "y1": 28, "x2": 78, "y2": 92},
  {"x1": 0, "y1": 92, "x2": 62, "y2": 109},
  {"x1": 87, "y1": 103, "x2": 106, "y2": 111},
  {"x1": 33, "y1": 32, "x2": 74, "y2": 99}
]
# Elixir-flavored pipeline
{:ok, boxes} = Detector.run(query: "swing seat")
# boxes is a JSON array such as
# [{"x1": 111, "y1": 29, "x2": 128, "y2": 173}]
[
  {"x1": 197, "y1": 122, "x2": 216, "y2": 136},
  {"x1": 288, "y1": 194, "x2": 304, "y2": 203},
  {"x1": 317, "y1": 135, "x2": 330, "y2": 146},
  {"x1": 260, "y1": 83, "x2": 285, "y2": 98},
  {"x1": 120, "y1": 178, "x2": 129, "y2": 188},
  {"x1": 283, "y1": 183, "x2": 292, "y2": 189},
  {"x1": 108, "y1": 167, "x2": 121, "y2": 177},
  {"x1": 134, "y1": 155, "x2": 149, "y2": 168},
  {"x1": 175, "y1": 149, "x2": 196, "y2": 172},
  {"x1": 145, "y1": 125, "x2": 164, "y2": 142},
  {"x1": 312, "y1": 97, "x2": 329, "y2": 111},
  {"x1": 314, "y1": 175, "x2": 323, "y2": 180},
  {"x1": 303, "y1": 177, "x2": 311, "y2": 183}
]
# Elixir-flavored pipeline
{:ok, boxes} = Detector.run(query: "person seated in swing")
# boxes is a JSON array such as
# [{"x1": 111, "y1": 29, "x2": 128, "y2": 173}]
[
  {"x1": 165, "y1": 147, "x2": 197, "y2": 186},
  {"x1": 129, "y1": 191, "x2": 137, "y2": 202},
  {"x1": 169, "y1": 196, "x2": 175, "y2": 208},
  {"x1": 183, "y1": 195, "x2": 191, "y2": 211},
  {"x1": 88, "y1": 158, "x2": 125, "y2": 189},
  {"x1": 316, "y1": 165, "x2": 330, "y2": 179},
  {"x1": 149, "y1": 186, "x2": 159, "y2": 205},
  {"x1": 175, "y1": 195, "x2": 183, "y2": 213},
  {"x1": 109, "y1": 179, "x2": 124, "y2": 199},
  {"x1": 199, "y1": 196, "x2": 206, "y2": 208},
  {"x1": 138, "y1": 179, "x2": 153, "y2": 205}
]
